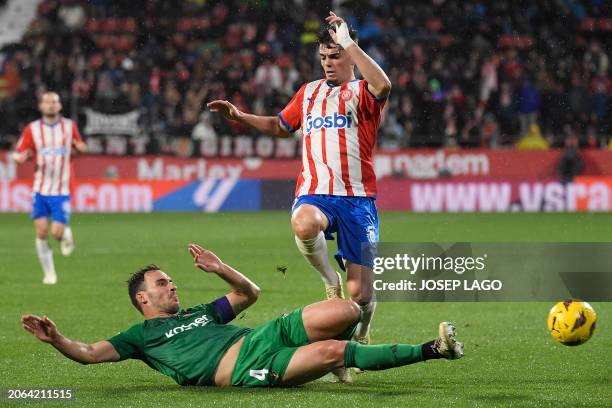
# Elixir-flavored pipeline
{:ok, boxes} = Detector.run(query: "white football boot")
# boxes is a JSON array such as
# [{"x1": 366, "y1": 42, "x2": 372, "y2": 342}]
[{"x1": 43, "y1": 271, "x2": 57, "y2": 285}]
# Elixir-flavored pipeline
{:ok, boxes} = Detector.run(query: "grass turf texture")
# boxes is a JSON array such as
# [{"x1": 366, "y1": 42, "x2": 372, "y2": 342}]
[{"x1": 1, "y1": 212, "x2": 611, "y2": 407}]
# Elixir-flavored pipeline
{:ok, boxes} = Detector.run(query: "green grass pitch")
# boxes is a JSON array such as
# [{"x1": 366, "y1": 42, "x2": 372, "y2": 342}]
[{"x1": 1, "y1": 212, "x2": 611, "y2": 407}]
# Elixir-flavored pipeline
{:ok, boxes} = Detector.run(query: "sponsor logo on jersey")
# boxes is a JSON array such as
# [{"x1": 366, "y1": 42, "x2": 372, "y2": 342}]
[
  {"x1": 164, "y1": 313, "x2": 212, "y2": 338},
  {"x1": 305, "y1": 112, "x2": 353, "y2": 133},
  {"x1": 39, "y1": 146, "x2": 68, "y2": 156}
]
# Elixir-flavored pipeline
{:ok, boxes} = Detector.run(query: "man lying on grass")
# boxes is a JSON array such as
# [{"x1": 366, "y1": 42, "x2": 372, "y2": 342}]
[{"x1": 21, "y1": 244, "x2": 464, "y2": 387}]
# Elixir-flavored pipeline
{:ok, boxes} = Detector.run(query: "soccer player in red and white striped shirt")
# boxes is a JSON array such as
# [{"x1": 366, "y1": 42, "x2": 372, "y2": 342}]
[
  {"x1": 11, "y1": 91, "x2": 87, "y2": 284},
  {"x1": 208, "y1": 12, "x2": 390, "y2": 382}
]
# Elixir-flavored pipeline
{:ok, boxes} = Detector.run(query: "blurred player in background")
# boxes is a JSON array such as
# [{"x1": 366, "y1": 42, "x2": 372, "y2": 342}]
[
  {"x1": 10, "y1": 91, "x2": 87, "y2": 284},
  {"x1": 208, "y1": 12, "x2": 390, "y2": 381}
]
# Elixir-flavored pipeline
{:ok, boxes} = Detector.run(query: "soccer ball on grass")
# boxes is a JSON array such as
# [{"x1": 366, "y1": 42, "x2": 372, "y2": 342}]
[{"x1": 547, "y1": 299, "x2": 596, "y2": 346}]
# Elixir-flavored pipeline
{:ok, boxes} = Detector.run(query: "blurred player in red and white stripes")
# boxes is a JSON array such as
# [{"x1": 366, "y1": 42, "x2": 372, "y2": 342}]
[
  {"x1": 209, "y1": 12, "x2": 390, "y2": 382},
  {"x1": 11, "y1": 91, "x2": 87, "y2": 284}
]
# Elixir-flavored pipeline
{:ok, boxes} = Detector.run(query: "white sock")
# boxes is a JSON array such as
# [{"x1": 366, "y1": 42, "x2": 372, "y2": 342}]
[
  {"x1": 354, "y1": 299, "x2": 377, "y2": 338},
  {"x1": 35, "y1": 238, "x2": 56, "y2": 280},
  {"x1": 62, "y1": 226, "x2": 73, "y2": 243},
  {"x1": 295, "y1": 232, "x2": 340, "y2": 287}
]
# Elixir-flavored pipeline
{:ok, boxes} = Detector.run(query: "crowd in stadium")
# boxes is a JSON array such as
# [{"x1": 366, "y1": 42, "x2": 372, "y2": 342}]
[{"x1": 0, "y1": 0, "x2": 610, "y2": 151}]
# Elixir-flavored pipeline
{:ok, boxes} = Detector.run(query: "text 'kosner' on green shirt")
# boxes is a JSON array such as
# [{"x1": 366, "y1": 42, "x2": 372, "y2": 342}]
[{"x1": 108, "y1": 298, "x2": 251, "y2": 386}]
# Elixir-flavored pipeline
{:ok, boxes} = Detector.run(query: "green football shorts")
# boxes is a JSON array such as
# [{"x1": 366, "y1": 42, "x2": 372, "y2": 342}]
[
  {"x1": 231, "y1": 306, "x2": 359, "y2": 387},
  {"x1": 231, "y1": 307, "x2": 309, "y2": 387}
]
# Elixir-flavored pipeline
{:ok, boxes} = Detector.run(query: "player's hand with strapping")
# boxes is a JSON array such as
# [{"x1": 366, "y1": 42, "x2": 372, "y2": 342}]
[
  {"x1": 207, "y1": 100, "x2": 243, "y2": 121},
  {"x1": 21, "y1": 314, "x2": 60, "y2": 343},
  {"x1": 325, "y1": 11, "x2": 355, "y2": 50},
  {"x1": 188, "y1": 243, "x2": 223, "y2": 273}
]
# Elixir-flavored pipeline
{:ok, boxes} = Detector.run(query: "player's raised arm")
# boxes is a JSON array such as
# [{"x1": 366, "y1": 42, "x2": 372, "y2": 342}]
[
  {"x1": 21, "y1": 314, "x2": 120, "y2": 365},
  {"x1": 188, "y1": 244, "x2": 261, "y2": 315},
  {"x1": 326, "y1": 12, "x2": 391, "y2": 99},
  {"x1": 207, "y1": 100, "x2": 292, "y2": 138}
]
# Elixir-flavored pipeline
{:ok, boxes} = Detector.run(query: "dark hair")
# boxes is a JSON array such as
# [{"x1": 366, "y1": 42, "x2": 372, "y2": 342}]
[
  {"x1": 38, "y1": 90, "x2": 60, "y2": 102},
  {"x1": 127, "y1": 264, "x2": 160, "y2": 314},
  {"x1": 317, "y1": 24, "x2": 358, "y2": 48}
]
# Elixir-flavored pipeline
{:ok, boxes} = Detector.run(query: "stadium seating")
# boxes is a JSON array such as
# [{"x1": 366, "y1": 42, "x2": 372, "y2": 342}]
[{"x1": 0, "y1": 0, "x2": 609, "y2": 152}]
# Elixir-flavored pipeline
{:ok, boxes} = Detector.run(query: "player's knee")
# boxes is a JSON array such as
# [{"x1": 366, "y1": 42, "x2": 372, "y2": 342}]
[
  {"x1": 291, "y1": 216, "x2": 320, "y2": 240},
  {"x1": 318, "y1": 340, "x2": 346, "y2": 367},
  {"x1": 50, "y1": 226, "x2": 63, "y2": 241},
  {"x1": 35, "y1": 226, "x2": 48, "y2": 239}
]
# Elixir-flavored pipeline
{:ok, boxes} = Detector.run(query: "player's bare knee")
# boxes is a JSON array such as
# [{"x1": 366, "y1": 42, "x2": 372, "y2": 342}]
[
  {"x1": 292, "y1": 216, "x2": 320, "y2": 240},
  {"x1": 319, "y1": 340, "x2": 346, "y2": 367},
  {"x1": 51, "y1": 228, "x2": 63, "y2": 241},
  {"x1": 35, "y1": 227, "x2": 48, "y2": 239}
]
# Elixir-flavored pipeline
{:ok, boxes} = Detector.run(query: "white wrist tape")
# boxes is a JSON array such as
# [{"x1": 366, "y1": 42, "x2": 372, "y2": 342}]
[{"x1": 334, "y1": 21, "x2": 354, "y2": 49}]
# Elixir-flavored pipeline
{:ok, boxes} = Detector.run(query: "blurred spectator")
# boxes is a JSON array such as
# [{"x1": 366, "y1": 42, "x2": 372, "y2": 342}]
[
  {"x1": 558, "y1": 134, "x2": 584, "y2": 183},
  {"x1": 517, "y1": 77, "x2": 541, "y2": 136},
  {"x1": 516, "y1": 124, "x2": 549, "y2": 150}
]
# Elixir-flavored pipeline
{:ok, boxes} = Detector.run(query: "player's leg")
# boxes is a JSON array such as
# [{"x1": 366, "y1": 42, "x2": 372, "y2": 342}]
[
  {"x1": 34, "y1": 217, "x2": 57, "y2": 285},
  {"x1": 279, "y1": 298, "x2": 358, "y2": 383},
  {"x1": 346, "y1": 261, "x2": 376, "y2": 342},
  {"x1": 291, "y1": 200, "x2": 343, "y2": 298},
  {"x1": 50, "y1": 195, "x2": 74, "y2": 256},
  {"x1": 50, "y1": 222, "x2": 65, "y2": 241},
  {"x1": 280, "y1": 340, "x2": 347, "y2": 386},
  {"x1": 279, "y1": 322, "x2": 464, "y2": 387},
  {"x1": 334, "y1": 198, "x2": 379, "y2": 347},
  {"x1": 32, "y1": 193, "x2": 57, "y2": 284},
  {"x1": 301, "y1": 299, "x2": 360, "y2": 342}
]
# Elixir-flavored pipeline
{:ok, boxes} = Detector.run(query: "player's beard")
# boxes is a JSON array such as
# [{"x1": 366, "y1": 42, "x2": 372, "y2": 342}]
[{"x1": 42, "y1": 113, "x2": 60, "y2": 122}]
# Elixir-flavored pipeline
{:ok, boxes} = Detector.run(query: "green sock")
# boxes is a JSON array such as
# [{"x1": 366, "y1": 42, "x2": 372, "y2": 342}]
[{"x1": 344, "y1": 341, "x2": 424, "y2": 371}]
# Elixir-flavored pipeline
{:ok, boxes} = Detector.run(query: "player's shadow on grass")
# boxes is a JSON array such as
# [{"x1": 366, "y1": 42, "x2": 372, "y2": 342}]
[
  {"x1": 473, "y1": 394, "x2": 531, "y2": 404},
  {"x1": 101, "y1": 382, "x2": 423, "y2": 397}
]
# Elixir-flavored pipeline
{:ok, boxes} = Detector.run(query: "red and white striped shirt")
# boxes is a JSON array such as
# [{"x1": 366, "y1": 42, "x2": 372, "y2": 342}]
[
  {"x1": 279, "y1": 79, "x2": 385, "y2": 198},
  {"x1": 16, "y1": 118, "x2": 83, "y2": 196}
]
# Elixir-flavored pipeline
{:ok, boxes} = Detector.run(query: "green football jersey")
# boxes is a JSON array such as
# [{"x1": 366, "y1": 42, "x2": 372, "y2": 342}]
[{"x1": 108, "y1": 303, "x2": 251, "y2": 386}]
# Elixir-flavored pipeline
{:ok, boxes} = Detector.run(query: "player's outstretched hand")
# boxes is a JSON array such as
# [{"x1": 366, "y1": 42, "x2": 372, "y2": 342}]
[
  {"x1": 21, "y1": 314, "x2": 59, "y2": 343},
  {"x1": 188, "y1": 243, "x2": 223, "y2": 273},
  {"x1": 207, "y1": 100, "x2": 242, "y2": 121},
  {"x1": 325, "y1": 11, "x2": 355, "y2": 49}
]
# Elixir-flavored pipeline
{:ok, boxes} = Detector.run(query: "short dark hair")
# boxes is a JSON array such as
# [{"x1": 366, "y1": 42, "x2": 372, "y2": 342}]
[
  {"x1": 38, "y1": 90, "x2": 60, "y2": 102},
  {"x1": 317, "y1": 24, "x2": 358, "y2": 48},
  {"x1": 127, "y1": 264, "x2": 160, "y2": 314}
]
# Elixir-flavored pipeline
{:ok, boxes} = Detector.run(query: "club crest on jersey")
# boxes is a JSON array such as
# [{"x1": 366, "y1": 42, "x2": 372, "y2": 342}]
[
  {"x1": 305, "y1": 112, "x2": 353, "y2": 133},
  {"x1": 340, "y1": 89, "x2": 354, "y2": 101}
]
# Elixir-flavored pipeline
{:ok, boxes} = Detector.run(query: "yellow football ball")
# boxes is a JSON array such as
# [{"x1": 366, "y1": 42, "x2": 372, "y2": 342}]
[{"x1": 547, "y1": 299, "x2": 597, "y2": 346}]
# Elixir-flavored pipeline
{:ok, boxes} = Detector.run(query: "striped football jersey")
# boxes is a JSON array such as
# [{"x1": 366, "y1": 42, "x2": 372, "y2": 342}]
[
  {"x1": 278, "y1": 79, "x2": 385, "y2": 197},
  {"x1": 16, "y1": 118, "x2": 83, "y2": 196}
]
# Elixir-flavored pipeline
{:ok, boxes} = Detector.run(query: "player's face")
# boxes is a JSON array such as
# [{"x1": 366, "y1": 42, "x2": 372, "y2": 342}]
[
  {"x1": 319, "y1": 44, "x2": 353, "y2": 84},
  {"x1": 141, "y1": 270, "x2": 180, "y2": 314},
  {"x1": 38, "y1": 93, "x2": 62, "y2": 118}
]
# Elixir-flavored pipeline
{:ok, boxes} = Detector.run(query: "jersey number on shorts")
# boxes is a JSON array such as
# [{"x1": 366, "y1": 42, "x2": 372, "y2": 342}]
[{"x1": 249, "y1": 369, "x2": 269, "y2": 381}]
